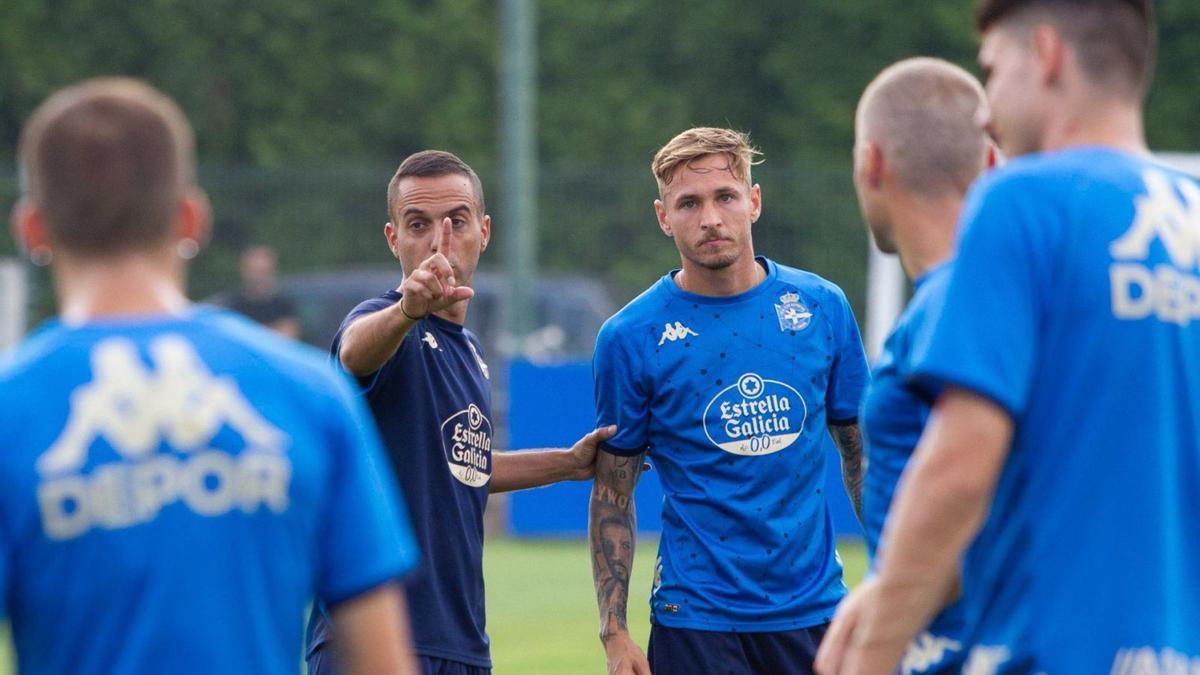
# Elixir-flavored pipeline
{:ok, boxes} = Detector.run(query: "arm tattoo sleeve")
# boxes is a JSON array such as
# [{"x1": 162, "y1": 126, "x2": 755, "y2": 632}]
[
  {"x1": 589, "y1": 451, "x2": 646, "y2": 643},
  {"x1": 830, "y1": 423, "x2": 865, "y2": 524}
]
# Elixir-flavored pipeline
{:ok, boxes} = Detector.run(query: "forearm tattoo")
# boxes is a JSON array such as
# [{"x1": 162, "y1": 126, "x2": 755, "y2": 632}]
[
  {"x1": 831, "y1": 423, "x2": 865, "y2": 524},
  {"x1": 589, "y1": 452, "x2": 645, "y2": 643}
]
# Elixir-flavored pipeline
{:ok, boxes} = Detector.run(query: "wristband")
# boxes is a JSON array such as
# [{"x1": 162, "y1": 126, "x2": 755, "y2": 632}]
[{"x1": 399, "y1": 297, "x2": 427, "y2": 322}]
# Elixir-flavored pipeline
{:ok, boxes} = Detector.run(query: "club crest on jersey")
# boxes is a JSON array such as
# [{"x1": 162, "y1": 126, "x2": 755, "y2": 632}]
[
  {"x1": 35, "y1": 336, "x2": 292, "y2": 541},
  {"x1": 774, "y1": 291, "x2": 812, "y2": 332},
  {"x1": 440, "y1": 403, "x2": 493, "y2": 487},
  {"x1": 702, "y1": 372, "x2": 807, "y2": 456}
]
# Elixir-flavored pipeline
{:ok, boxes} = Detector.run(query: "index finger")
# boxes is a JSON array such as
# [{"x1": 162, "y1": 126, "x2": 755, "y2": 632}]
[{"x1": 436, "y1": 216, "x2": 453, "y2": 254}]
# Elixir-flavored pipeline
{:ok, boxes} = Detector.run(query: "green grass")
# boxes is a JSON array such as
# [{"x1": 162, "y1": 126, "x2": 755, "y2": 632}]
[
  {"x1": 484, "y1": 537, "x2": 867, "y2": 674},
  {"x1": 0, "y1": 537, "x2": 866, "y2": 674}
]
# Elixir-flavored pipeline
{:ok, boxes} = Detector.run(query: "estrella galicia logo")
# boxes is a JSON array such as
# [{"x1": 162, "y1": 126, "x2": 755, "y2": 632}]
[
  {"x1": 774, "y1": 291, "x2": 813, "y2": 332},
  {"x1": 440, "y1": 403, "x2": 493, "y2": 487},
  {"x1": 702, "y1": 373, "x2": 807, "y2": 456}
]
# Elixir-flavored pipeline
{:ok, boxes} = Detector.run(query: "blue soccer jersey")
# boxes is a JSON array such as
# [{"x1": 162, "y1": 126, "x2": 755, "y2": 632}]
[
  {"x1": 911, "y1": 148, "x2": 1200, "y2": 672},
  {"x1": 0, "y1": 308, "x2": 416, "y2": 675},
  {"x1": 308, "y1": 291, "x2": 494, "y2": 668},
  {"x1": 594, "y1": 257, "x2": 870, "y2": 631},
  {"x1": 860, "y1": 262, "x2": 965, "y2": 667}
]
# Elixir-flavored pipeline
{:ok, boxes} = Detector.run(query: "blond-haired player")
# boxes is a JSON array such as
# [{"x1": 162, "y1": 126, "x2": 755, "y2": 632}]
[{"x1": 590, "y1": 127, "x2": 870, "y2": 675}]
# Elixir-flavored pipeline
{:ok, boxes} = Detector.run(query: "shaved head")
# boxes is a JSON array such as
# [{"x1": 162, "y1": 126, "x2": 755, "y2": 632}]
[{"x1": 856, "y1": 58, "x2": 990, "y2": 198}]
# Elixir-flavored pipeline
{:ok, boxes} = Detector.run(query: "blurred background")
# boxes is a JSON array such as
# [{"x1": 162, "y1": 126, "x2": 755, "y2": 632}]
[{"x1": 0, "y1": 1, "x2": 1197, "y2": 672}]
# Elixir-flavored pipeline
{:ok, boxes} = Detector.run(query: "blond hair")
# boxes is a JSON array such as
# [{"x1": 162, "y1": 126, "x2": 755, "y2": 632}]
[{"x1": 651, "y1": 127, "x2": 763, "y2": 194}]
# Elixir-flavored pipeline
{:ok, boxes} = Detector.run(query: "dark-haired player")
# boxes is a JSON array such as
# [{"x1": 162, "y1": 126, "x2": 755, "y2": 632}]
[{"x1": 306, "y1": 150, "x2": 615, "y2": 675}]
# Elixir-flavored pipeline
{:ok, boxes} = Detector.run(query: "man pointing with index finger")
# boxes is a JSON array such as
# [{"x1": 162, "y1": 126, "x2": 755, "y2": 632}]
[{"x1": 308, "y1": 150, "x2": 615, "y2": 675}]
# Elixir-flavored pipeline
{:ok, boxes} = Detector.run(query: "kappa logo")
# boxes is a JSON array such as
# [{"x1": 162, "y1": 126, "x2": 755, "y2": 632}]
[
  {"x1": 961, "y1": 645, "x2": 1011, "y2": 675},
  {"x1": 658, "y1": 321, "x2": 699, "y2": 346},
  {"x1": 901, "y1": 632, "x2": 963, "y2": 675},
  {"x1": 422, "y1": 332, "x2": 440, "y2": 350},
  {"x1": 1109, "y1": 168, "x2": 1200, "y2": 324},
  {"x1": 36, "y1": 336, "x2": 292, "y2": 540},
  {"x1": 1111, "y1": 646, "x2": 1200, "y2": 674},
  {"x1": 440, "y1": 403, "x2": 493, "y2": 487},
  {"x1": 774, "y1": 291, "x2": 813, "y2": 332}
]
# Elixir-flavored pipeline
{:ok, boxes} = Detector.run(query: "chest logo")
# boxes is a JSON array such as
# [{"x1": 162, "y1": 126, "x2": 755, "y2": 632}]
[
  {"x1": 658, "y1": 321, "x2": 699, "y2": 346},
  {"x1": 774, "y1": 291, "x2": 812, "y2": 332},
  {"x1": 440, "y1": 403, "x2": 493, "y2": 487},
  {"x1": 421, "y1": 332, "x2": 440, "y2": 350},
  {"x1": 702, "y1": 372, "x2": 807, "y2": 456}
]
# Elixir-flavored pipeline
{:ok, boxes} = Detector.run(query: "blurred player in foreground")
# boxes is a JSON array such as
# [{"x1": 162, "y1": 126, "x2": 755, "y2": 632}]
[
  {"x1": 817, "y1": 1, "x2": 1200, "y2": 673},
  {"x1": 591, "y1": 127, "x2": 870, "y2": 675},
  {"x1": 4, "y1": 78, "x2": 418, "y2": 674},
  {"x1": 850, "y1": 57, "x2": 992, "y2": 674},
  {"x1": 306, "y1": 149, "x2": 614, "y2": 675}
]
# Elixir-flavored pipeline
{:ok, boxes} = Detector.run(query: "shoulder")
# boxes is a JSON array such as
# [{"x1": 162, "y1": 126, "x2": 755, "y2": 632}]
[
  {"x1": 197, "y1": 309, "x2": 355, "y2": 406},
  {"x1": 598, "y1": 279, "x2": 669, "y2": 341},
  {"x1": 348, "y1": 291, "x2": 401, "y2": 319},
  {"x1": 0, "y1": 324, "x2": 72, "y2": 402},
  {"x1": 771, "y1": 261, "x2": 852, "y2": 310}
]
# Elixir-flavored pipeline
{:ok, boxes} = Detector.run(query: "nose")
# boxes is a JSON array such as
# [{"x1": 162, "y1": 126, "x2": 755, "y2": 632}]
[{"x1": 699, "y1": 200, "x2": 723, "y2": 230}]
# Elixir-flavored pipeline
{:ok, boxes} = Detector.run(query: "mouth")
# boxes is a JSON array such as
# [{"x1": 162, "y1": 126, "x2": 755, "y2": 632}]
[{"x1": 699, "y1": 238, "x2": 730, "y2": 248}]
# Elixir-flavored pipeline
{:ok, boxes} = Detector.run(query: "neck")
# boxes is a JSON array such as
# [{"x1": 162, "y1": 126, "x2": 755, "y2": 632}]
[
  {"x1": 1041, "y1": 98, "x2": 1148, "y2": 156},
  {"x1": 675, "y1": 254, "x2": 765, "y2": 297},
  {"x1": 53, "y1": 251, "x2": 190, "y2": 324},
  {"x1": 890, "y1": 193, "x2": 959, "y2": 280}
]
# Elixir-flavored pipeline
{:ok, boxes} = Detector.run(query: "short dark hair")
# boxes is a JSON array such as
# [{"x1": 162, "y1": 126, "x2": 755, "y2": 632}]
[
  {"x1": 386, "y1": 150, "x2": 486, "y2": 222},
  {"x1": 975, "y1": 0, "x2": 1156, "y2": 98},
  {"x1": 18, "y1": 77, "x2": 195, "y2": 256}
]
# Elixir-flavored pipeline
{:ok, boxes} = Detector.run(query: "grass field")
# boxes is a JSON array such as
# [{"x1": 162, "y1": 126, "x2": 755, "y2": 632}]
[
  {"x1": 0, "y1": 537, "x2": 866, "y2": 674},
  {"x1": 484, "y1": 537, "x2": 868, "y2": 674}
]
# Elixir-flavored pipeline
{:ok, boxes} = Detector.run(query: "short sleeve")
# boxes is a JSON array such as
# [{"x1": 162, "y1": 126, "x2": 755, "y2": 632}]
[
  {"x1": 316, "y1": 371, "x2": 419, "y2": 606},
  {"x1": 826, "y1": 290, "x2": 870, "y2": 424},
  {"x1": 909, "y1": 176, "x2": 1051, "y2": 417},
  {"x1": 592, "y1": 319, "x2": 651, "y2": 456},
  {"x1": 330, "y1": 295, "x2": 398, "y2": 392}
]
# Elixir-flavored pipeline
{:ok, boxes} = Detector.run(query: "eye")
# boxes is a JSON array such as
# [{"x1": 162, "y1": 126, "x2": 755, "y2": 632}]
[
  {"x1": 680, "y1": 199, "x2": 697, "y2": 209},
  {"x1": 408, "y1": 220, "x2": 428, "y2": 231},
  {"x1": 452, "y1": 217, "x2": 468, "y2": 228},
  {"x1": 718, "y1": 193, "x2": 735, "y2": 203}
]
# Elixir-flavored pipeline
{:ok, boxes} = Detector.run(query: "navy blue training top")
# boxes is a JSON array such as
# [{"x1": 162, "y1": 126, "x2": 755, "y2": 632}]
[{"x1": 308, "y1": 291, "x2": 494, "y2": 667}]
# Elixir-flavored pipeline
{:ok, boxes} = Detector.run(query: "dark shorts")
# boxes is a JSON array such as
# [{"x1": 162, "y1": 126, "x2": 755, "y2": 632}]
[
  {"x1": 306, "y1": 644, "x2": 491, "y2": 675},
  {"x1": 647, "y1": 622, "x2": 829, "y2": 675}
]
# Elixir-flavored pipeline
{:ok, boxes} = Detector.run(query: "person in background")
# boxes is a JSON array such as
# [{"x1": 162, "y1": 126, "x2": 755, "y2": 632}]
[{"x1": 227, "y1": 244, "x2": 301, "y2": 338}]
